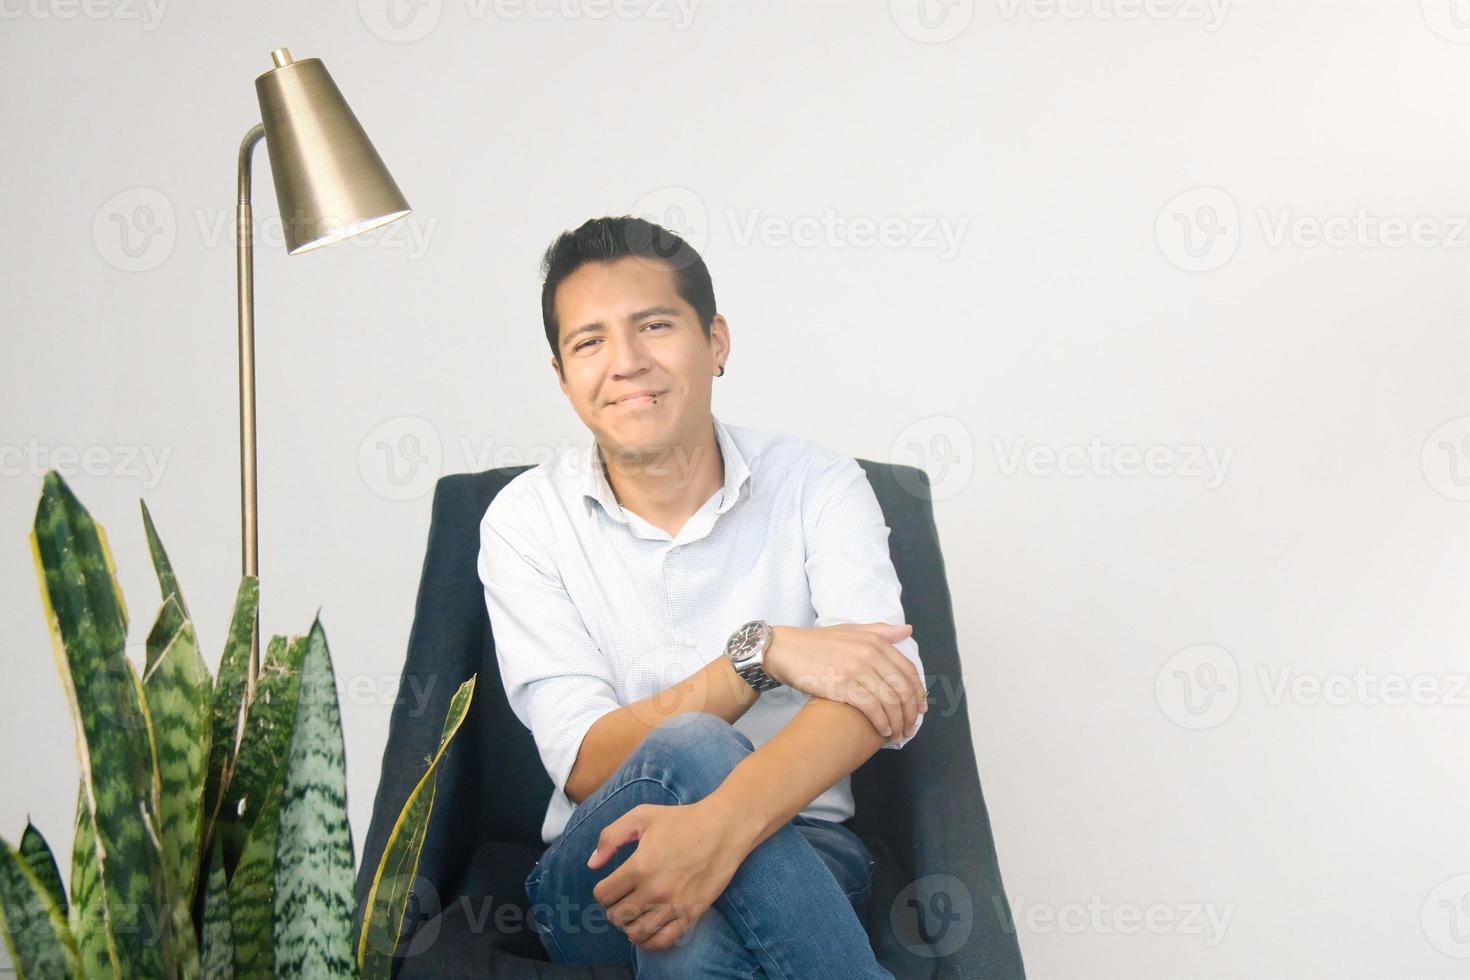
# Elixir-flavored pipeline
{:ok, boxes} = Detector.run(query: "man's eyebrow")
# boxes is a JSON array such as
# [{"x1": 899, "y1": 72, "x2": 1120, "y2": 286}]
[{"x1": 561, "y1": 306, "x2": 683, "y2": 348}]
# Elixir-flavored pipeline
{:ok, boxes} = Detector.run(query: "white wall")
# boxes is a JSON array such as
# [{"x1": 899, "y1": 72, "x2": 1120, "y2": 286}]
[{"x1": 1, "y1": 1, "x2": 1465, "y2": 977}]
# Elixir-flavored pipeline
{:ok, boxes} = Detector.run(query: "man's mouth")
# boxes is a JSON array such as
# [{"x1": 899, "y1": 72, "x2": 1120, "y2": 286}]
[{"x1": 611, "y1": 390, "x2": 665, "y2": 407}]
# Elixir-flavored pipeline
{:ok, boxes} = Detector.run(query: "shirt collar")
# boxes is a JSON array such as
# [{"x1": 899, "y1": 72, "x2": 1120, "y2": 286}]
[{"x1": 581, "y1": 413, "x2": 751, "y2": 524}]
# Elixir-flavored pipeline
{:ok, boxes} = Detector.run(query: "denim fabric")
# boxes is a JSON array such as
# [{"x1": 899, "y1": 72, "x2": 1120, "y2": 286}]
[{"x1": 521, "y1": 713, "x2": 893, "y2": 979}]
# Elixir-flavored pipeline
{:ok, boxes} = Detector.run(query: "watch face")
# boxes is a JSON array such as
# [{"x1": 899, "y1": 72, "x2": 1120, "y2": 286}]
[{"x1": 730, "y1": 620, "x2": 768, "y2": 661}]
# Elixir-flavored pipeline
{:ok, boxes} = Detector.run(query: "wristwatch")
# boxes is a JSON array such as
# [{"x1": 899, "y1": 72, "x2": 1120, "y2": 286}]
[{"x1": 723, "y1": 620, "x2": 782, "y2": 692}]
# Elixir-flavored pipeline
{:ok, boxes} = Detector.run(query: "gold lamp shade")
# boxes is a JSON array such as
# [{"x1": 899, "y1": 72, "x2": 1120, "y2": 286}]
[{"x1": 254, "y1": 48, "x2": 411, "y2": 255}]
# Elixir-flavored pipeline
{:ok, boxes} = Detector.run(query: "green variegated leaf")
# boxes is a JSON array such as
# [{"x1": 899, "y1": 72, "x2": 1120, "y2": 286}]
[
  {"x1": 228, "y1": 781, "x2": 281, "y2": 980},
  {"x1": 17, "y1": 824, "x2": 65, "y2": 920},
  {"x1": 139, "y1": 612, "x2": 207, "y2": 980},
  {"x1": 0, "y1": 834, "x2": 80, "y2": 980},
  {"x1": 130, "y1": 646, "x2": 196, "y2": 980},
  {"x1": 201, "y1": 842, "x2": 234, "y2": 980},
  {"x1": 226, "y1": 634, "x2": 303, "y2": 833},
  {"x1": 203, "y1": 576, "x2": 260, "y2": 853},
  {"x1": 142, "y1": 613, "x2": 213, "y2": 913},
  {"x1": 68, "y1": 788, "x2": 108, "y2": 979},
  {"x1": 140, "y1": 498, "x2": 190, "y2": 618},
  {"x1": 272, "y1": 618, "x2": 356, "y2": 978},
  {"x1": 140, "y1": 501, "x2": 189, "y2": 675},
  {"x1": 145, "y1": 593, "x2": 187, "y2": 678},
  {"x1": 358, "y1": 675, "x2": 476, "y2": 979},
  {"x1": 30, "y1": 470, "x2": 172, "y2": 979}
]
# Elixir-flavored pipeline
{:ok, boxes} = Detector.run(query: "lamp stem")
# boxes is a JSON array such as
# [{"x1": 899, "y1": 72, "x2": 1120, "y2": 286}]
[{"x1": 237, "y1": 122, "x2": 265, "y2": 700}]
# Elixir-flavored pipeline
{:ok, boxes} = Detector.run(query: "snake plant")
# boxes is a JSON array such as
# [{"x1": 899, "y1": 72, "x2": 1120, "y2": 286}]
[{"x1": 0, "y1": 470, "x2": 475, "y2": 979}]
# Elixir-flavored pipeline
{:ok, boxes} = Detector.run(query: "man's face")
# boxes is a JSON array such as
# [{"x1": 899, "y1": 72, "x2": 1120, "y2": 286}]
[{"x1": 552, "y1": 255, "x2": 728, "y2": 460}]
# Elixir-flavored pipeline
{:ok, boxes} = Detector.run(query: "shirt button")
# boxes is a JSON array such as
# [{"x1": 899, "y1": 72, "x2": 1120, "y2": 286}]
[{"x1": 683, "y1": 636, "x2": 696, "y2": 648}]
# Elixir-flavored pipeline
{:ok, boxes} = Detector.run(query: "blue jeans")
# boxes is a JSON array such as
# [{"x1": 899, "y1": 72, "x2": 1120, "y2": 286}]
[{"x1": 523, "y1": 712, "x2": 894, "y2": 979}]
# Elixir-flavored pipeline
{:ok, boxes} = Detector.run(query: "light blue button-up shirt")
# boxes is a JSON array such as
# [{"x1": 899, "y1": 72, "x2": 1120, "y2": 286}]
[{"x1": 477, "y1": 413, "x2": 924, "y2": 844}]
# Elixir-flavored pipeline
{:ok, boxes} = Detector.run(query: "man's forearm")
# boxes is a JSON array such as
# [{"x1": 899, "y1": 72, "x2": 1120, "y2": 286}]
[
  {"x1": 564, "y1": 653, "x2": 761, "y2": 804},
  {"x1": 704, "y1": 696, "x2": 887, "y2": 853}
]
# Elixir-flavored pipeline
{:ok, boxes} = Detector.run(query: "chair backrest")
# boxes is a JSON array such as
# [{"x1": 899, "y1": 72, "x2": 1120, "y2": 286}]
[{"x1": 356, "y1": 459, "x2": 1024, "y2": 977}]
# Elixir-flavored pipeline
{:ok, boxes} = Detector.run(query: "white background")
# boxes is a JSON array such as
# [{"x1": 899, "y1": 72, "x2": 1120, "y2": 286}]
[{"x1": 1, "y1": 1, "x2": 1466, "y2": 976}]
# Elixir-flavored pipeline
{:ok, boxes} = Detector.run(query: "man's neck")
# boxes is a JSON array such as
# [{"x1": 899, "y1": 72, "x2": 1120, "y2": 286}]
[{"x1": 599, "y1": 418, "x2": 724, "y2": 538}]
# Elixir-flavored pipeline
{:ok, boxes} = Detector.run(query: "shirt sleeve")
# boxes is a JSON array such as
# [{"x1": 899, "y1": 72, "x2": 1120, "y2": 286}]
[
  {"x1": 801, "y1": 453, "x2": 926, "y2": 749},
  {"x1": 477, "y1": 492, "x2": 622, "y2": 804}
]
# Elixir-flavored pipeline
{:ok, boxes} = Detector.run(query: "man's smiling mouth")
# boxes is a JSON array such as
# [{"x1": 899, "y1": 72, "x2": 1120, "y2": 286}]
[{"x1": 611, "y1": 390, "x2": 665, "y2": 406}]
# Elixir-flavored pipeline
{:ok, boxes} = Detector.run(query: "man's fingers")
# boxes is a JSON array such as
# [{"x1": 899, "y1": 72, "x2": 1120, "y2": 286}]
[
  {"x1": 846, "y1": 678, "x2": 887, "y2": 740},
  {"x1": 639, "y1": 907, "x2": 694, "y2": 951},
  {"x1": 626, "y1": 902, "x2": 677, "y2": 944},
  {"x1": 613, "y1": 895, "x2": 660, "y2": 934},
  {"x1": 592, "y1": 868, "x2": 635, "y2": 911},
  {"x1": 877, "y1": 645, "x2": 926, "y2": 732},
  {"x1": 853, "y1": 674, "x2": 903, "y2": 740},
  {"x1": 846, "y1": 674, "x2": 890, "y2": 736},
  {"x1": 879, "y1": 670, "x2": 916, "y2": 739},
  {"x1": 589, "y1": 805, "x2": 652, "y2": 870}
]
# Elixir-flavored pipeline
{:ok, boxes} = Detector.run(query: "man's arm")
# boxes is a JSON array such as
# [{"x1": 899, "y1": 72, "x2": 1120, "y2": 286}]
[
  {"x1": 703, "y1": 694, "x2": 898, "y2": 852},
  {"x1": 565, "y1": 652, "x2": 760, "y2": 804}
]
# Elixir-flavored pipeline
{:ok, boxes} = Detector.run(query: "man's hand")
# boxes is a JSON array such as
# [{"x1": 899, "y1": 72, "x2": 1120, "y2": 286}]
[
  {"x1": 587, "y1": 798, "x2": 751, "y2": 952},
  {"x1": 764, "y1": 623, "x2": 927, "y2": 742}
]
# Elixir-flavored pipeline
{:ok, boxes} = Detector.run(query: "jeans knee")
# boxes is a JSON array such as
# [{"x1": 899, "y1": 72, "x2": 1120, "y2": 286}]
[{"x1": 641, "y1": 713, "x2": 752, "y2": 799}]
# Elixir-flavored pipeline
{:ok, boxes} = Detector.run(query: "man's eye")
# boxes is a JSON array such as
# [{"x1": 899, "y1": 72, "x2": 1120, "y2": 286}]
[{"x1": 575, "y1": 323, "x2": 670, "y2": 352}]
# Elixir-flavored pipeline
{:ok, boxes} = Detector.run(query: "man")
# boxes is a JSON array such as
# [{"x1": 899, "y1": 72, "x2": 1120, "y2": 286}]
[{"x1": 477, "y1": 216, "x2": 928, "y2": 978}]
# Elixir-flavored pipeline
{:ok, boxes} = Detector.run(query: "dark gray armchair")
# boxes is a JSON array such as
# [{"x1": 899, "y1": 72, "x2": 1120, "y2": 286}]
[{"x1": 355, "y1": 460, "x2": 1026, "y2": 979}]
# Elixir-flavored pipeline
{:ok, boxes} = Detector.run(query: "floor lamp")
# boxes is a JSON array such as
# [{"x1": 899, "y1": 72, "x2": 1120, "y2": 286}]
[{"x1": 237, "y1": 48, "x2": 411, "y2": 693}]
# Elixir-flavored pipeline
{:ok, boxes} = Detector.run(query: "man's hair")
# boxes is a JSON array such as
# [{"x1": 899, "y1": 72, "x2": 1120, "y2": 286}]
[{"x1": 540, "y1": 216, "x2": 716, "y2": 376}]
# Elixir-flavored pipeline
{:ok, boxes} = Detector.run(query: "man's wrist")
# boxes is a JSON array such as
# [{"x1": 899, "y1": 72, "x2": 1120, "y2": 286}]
[
  {"x1": 762, "y1": 625, "x2": 788, "y2": 686},
  {"x1": 698, "y1": 787, "x2": 765, "y2": 855}
]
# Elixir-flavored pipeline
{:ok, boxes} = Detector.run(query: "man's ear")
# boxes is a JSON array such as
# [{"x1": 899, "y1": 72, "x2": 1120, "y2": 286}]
[
  {"x1": 710, "y1": 314, "x2": 731, "y2": 365},
  {"x1": 552, "y1": 355, "x2": 567, "y2": 392}
]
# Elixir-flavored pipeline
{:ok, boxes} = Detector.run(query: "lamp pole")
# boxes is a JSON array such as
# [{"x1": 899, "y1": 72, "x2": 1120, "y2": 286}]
[{"x1": 236, "y1": 119, "x2": 265, "y2": 696}]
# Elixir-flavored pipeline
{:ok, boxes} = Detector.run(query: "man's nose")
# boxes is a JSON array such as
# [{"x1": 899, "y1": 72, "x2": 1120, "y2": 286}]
[{"x1": 607, "y1": 333, "x2": 653, "y2": 376}]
